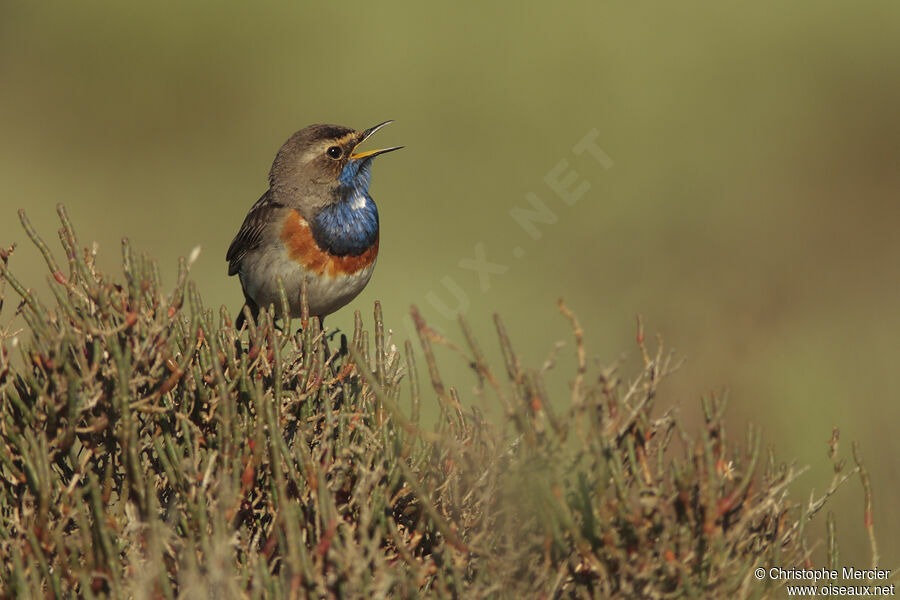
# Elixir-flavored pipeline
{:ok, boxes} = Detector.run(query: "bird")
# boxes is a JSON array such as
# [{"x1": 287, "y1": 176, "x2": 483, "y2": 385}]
[{"x1": 226, "y1": 121, "x2": 401, "y2": 330}]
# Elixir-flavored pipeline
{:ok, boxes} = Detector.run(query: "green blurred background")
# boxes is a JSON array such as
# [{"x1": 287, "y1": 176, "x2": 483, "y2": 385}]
[{"x1": 2, "y1": 1, "x2": 898, "y2": 568}]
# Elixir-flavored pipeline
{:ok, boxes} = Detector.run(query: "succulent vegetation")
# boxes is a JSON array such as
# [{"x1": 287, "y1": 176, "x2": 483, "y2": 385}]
[{"x1": 0, "y1": 206, "x2": 878, "y2": 598}]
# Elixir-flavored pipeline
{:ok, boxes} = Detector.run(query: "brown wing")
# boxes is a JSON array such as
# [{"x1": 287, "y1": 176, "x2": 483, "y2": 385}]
[{"x1": 226, "y1": 191, "x2": 283, "y2": 276}]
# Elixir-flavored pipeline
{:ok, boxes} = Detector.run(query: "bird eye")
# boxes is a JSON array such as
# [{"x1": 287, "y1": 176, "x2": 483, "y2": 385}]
[{"x1": 326, "y1": 146, "x2": 342, "y2": 159}]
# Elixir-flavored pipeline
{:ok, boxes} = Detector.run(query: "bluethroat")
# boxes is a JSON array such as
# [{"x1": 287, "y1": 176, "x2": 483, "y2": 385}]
[{"x1": 226, "y1": 121, "x2": 401, "y2": 330}]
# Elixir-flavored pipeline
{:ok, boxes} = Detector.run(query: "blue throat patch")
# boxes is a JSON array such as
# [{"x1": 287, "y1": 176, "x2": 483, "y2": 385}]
[{"x1": 311, "y1": 160, "x2": 380, "y2": 256}]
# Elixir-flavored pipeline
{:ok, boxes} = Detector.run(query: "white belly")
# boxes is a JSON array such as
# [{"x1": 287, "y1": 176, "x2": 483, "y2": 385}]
[{"x1": 239, "y1": 245, "x2": 376, "y2": 318}]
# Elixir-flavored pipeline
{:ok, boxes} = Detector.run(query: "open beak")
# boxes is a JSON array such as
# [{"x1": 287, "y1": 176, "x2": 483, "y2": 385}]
[{"x1": 350, "y1": 120, "x2": 403, "y2": 160}]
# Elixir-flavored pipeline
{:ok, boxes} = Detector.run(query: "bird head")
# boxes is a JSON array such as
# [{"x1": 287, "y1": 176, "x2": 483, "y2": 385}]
[{"x1": 268, "y1": 121, "x2": 401, "y2": 214}]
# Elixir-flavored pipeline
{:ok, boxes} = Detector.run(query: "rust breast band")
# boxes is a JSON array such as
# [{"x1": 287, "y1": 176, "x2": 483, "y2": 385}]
[{"x1": 280, "y1": 209, "x2": 378, "y2": 277}]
